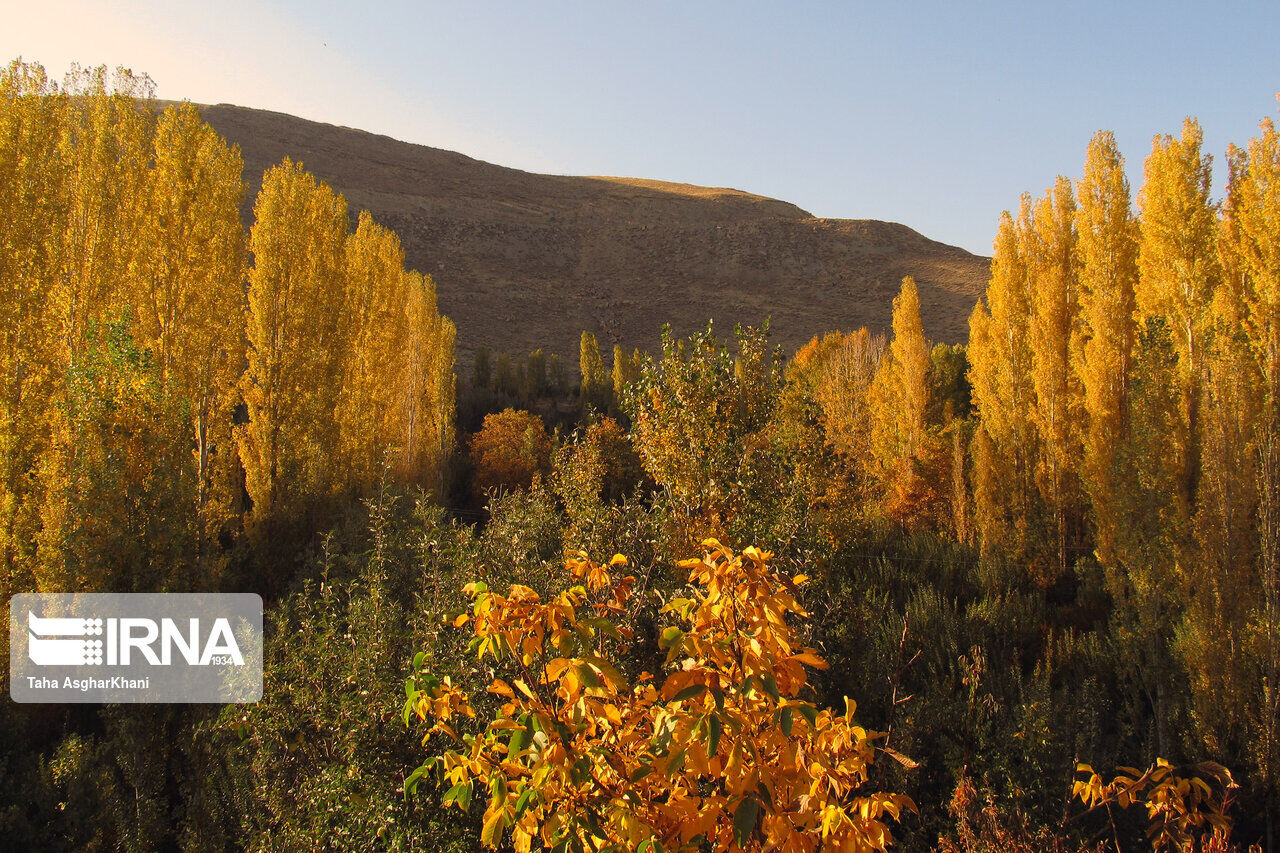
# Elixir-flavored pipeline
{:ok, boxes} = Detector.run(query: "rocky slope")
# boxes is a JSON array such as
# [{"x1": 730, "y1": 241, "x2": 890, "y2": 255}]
[{"x1": 197, "y1": 103, "x2": 990, "y2": 359}]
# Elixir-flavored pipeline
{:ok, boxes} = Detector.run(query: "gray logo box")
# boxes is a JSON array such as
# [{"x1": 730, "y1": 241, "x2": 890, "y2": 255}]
[{"x1": 10, "y1": 593, "x2": 262, "y2": 703}]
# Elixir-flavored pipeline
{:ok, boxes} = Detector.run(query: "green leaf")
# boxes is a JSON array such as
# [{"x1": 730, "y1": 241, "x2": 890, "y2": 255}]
[
  {"x1": 572, "y1": 662, "x2": 602, "y2": 690},
  {"x1": 671, "y1": 683, "x2": 706, "y2": 703},
  {"x1": 514, "y1": 785, "x2": 536, "y2": 817},
  {"x1": 441, "y1": 781, "x2": 467, "y2": 806},
  {"x1": 630, "y1": 764, "x2": 653, "y2": 782},
  {"x1": 796, "y1": 703, "x2": 818, "y2": 726},
  {"x1": 508, "y1": 720, "x2": 528, "y2": 756},
  {"x1": 761, "y1": 674, "x2": 780, "y2": 702},
  {"x1": 404, "y1": 765, "x2": 429, "y2": 797},
  {"x1": 653, "y1": 720, "x2": 674, "y2": 755},
  {"x1": 489, "y1": 772, "x2": 507, "y2": 806},
  {"x1": 733, "y1": 795, "x2": 760, "y2": 847},
  {"x1": 481, "y1": 806, "x2": 506, "y2": 846},
  {"x1": 659, "y1": 626, "x2": 683, "y2": 649},
  {"x1": 584, "y1": 617, "x2": 623, "y2": 642},
  {"x1": 780, "y1": 705, "x2": 793, "y2": 737},
  {"x1": 709, "y1": 713, "x2": 723, "y2": 757},
  {"x1": 412, "y1": 651, "x2": 427, "y2": 671},
  {"x1": 666, "y1": 746, "x2": 687, "y2": 774}
]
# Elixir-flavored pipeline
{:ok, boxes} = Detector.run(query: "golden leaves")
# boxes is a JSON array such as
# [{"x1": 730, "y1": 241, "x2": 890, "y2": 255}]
[
  {"x1": 1072, "y1": 759, "x2": 1237, "y2": 850},
  {"x1": 406, "y1": 543, "x2": 914, "y2": 851}
]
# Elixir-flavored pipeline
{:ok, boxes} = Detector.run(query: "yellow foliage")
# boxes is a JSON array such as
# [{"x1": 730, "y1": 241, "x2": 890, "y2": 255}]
[
  {"x1": 1072, "y1": 759, "x2": 1237, "y2": 852},
  {"x1": 407, "y1": 540, "x2": 915, "y2": 852}
]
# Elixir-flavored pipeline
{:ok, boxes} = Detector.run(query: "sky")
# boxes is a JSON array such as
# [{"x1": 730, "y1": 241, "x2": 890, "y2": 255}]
[{"x1": 4, "y1": 0, "x2": 1280, "y2": 255}]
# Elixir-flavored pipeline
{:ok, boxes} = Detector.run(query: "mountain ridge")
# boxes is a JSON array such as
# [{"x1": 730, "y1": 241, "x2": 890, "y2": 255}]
[{"x1": 192, "y1": 102, "x2": 991, "y2": 359}]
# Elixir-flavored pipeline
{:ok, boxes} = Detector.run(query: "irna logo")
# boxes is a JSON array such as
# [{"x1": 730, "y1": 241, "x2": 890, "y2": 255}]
[
  {"x1": 27, "y1": 612, "x2": 245, "y2": 667},
  {"x1": 11, "y1": 593, "x2": 263, "y2": 703}
]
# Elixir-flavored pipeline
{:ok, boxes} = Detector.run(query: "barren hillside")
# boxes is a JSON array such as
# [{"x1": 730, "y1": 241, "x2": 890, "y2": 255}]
[{"x1": 197, "y1": 103, "x2": 990, "y2": 359}]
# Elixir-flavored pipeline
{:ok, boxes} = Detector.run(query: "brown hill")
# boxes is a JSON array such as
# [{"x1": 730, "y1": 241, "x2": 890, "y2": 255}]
[{"x1": 196, "y1": 103, "x2": 990, "y2": 360}]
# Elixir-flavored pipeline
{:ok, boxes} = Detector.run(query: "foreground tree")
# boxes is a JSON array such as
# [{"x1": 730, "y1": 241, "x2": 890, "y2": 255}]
[{"x1": 406, "y1": 540, "x2": 915, "y2": 852}]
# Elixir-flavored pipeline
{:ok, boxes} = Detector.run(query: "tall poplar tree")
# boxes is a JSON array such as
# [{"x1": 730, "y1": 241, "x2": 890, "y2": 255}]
[
  {"x1": 400, "y1": 271, "x2": 455, "y2": 494},
  {"x1": 579, "y1": 331, "x2": 609, "y2": 412},
  {"x1": 1224, "y1": 118, "x2": 1280, "y2": 831},
  {"x1": 239, "y1": 159, "x2": 349, "y2": 520},
  {"x1": 1027, "y1": 176, "x2": 1081, "y2": 579},
  {"x1": 130, "y1": 102, "x2": 246, "y2": 535},
  {"x1": 1136, "y1": 118, "x2": 1220, "y2": 507},
  {"x1": 967, "y1": 202, "x2": 1039, "y2": 558},
  {"x1": 870, "y1": 276, "x2": 931, "y2": 464},
  {"x1": 0, "y1": 61, "x2": 68, "y2": 593},
  {"x1": 1074, "y1": 130, "x2": 1139, "y2": 570},
  {"x1": 868, "y1": 277, "x2": 937, "y2": 524},
  {"x1": 59, "y1": 65, "x2": 154, "y2": 354},
  {"x1": 338, "y1": 211, "x2": 411, "y2": 489}
]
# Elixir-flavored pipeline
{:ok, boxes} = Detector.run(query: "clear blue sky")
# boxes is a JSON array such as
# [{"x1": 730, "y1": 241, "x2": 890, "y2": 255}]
[{"x1": 6, "y1": 0, "x2": 1280, "y2": 254}]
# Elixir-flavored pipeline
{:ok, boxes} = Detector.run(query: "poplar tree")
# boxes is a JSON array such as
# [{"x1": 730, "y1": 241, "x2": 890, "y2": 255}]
[
  {"x1": 0, "y1": 61, "x2": 68, "y2": 592},
  {"x1": 1172, "y1": 139, "x2": 1259, "y2": 768},
  {"x1": 868, "y1": 277, "x2": 937, "y2": 523},
  {"x1": 967, "y1": 203, "x2": 1039, "y2": 558},
  {"x1": 338, "y1": 211, "x2": 411, "y2": 488},
  {"x1": 59, "y1": 64, "x2": 154, "y2": 353},
  {"x1": 872, "y1": 276, "x2": 931, "y2": 462},
  {"x1": 472, "y1": 346, "x2": 492, "y2": 390},
  {"x1": 130, "y1": 102, "x2": 246, "y2": 533},
  {"x1": 1223, "y1": 118, "x2": 1280, "y2": 824},
  {"x1": 1027, "y1": 176, "x2": 1081, "y2": 579},
  {"x1": 579, "y1": 331, "x2": 609, "y2": 412},
  {"x1": 1111, "y1": 318, "x2": 1186, "y2": 756},
  {"x1": 1136, "y1": 118, "x2": 1220, "y2": 507},
  {"x1": 610, "y1": 343, "x2": 640, "y2": 409},
  {"x1": 239, "y1": 159, "x2": 349, "y2": 520},
  {"x1": 401, "y1": 271, "x2": 455, "y2": 494},
  {"x1": 1074, "y1": 130, "x2": 1139, "y2": 569}
]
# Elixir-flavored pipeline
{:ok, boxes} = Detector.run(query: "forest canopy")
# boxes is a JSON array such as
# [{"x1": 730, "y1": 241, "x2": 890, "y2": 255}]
[{"x1": 0, "y1": 59, "x2": 1277, "y2": 852}]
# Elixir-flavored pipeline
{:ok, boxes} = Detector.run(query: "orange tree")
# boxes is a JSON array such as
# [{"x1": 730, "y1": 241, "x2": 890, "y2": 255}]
[
  {"x1": 403, "y1": 539, "x2": 915, "y2": 852},
  {"x1": 468, "y1": 408, "x2": 554, "y2": 497}
]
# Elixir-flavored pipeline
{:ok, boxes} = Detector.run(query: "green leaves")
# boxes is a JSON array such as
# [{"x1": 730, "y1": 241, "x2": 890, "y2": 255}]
[
  {"x1": 670, "y1": 683, "x2": 706, "y2": 703},
  {"x1": 708, "y1": 713, "x2": 724, "y2": 758},
  {"x1": 733, "y1": 795, "x2": 760, "y2": 847},
  {"x1": 440, "y1": 780, "x2": 473, "y2": 811},
  {"x1": 507, "y1": 715, "x2": 529, "y2": 756}
]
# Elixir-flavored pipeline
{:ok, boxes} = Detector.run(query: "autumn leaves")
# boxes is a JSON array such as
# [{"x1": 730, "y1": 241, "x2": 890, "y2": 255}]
[{"x1": 406, "y1": 541, "x2": 915, "y2": 852}]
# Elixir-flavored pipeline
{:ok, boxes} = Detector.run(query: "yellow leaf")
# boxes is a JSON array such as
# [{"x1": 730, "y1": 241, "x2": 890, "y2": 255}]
[
  {"x1": 882, "y1": 747, "x2": 919, "y2": 770},
  {"x1": 544, "y1": 658, "x2": 572, "y2": 682},
  {"x1": 481, "y1": 807, "x2": 506, "y2": 847},
  {"x1": 792, "y1": 652, "x2": 829, "y2": 670}
]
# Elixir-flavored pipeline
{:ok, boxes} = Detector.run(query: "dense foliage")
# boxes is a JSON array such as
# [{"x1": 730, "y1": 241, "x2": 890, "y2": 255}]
[{"x1": 1, "y1": 58, "x2": 1276, "y2": 852}]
